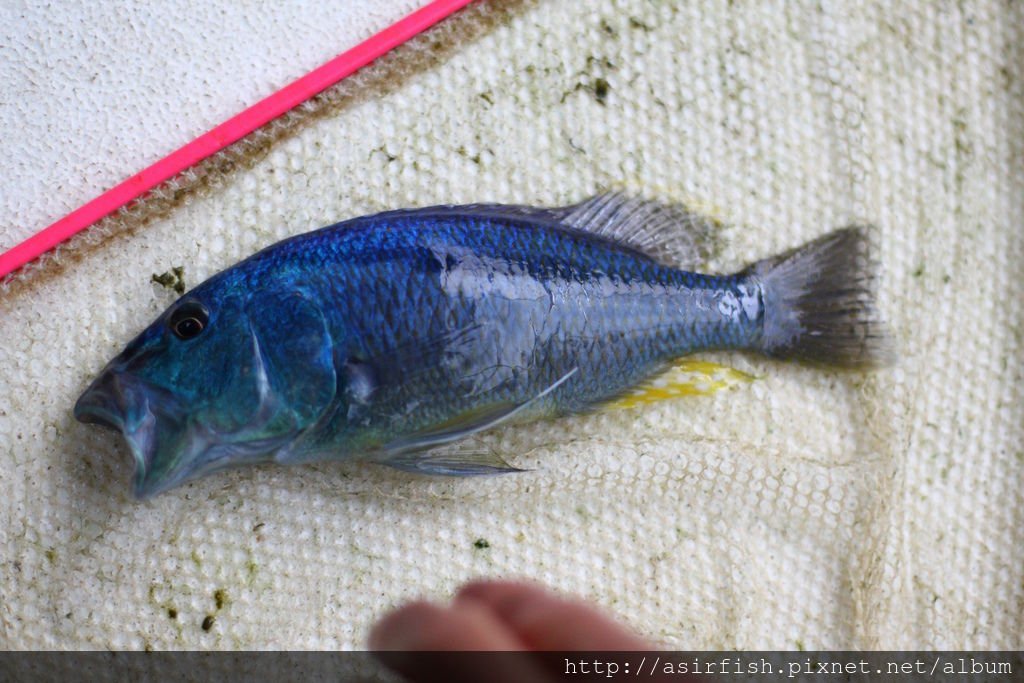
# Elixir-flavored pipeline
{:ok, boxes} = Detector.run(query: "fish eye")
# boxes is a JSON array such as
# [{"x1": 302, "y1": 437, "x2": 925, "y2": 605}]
[{"x1": 168, "y1": 301, "x2": 209, "y2": 340}]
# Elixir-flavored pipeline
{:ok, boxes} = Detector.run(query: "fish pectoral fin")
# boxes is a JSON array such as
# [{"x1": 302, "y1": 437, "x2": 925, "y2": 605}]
[
  {"x1": 374, "y1": 367, "x2": 580, "y2": 475},
  {"x1": 379, "y1": 367, "x2": 579, "y2": 457},
  {"x1": 380, "y1": 402, "x2": 524, "y2": 456},
  {"x1": 602, "y1": 359, "x2": 753, "y2": 411},
  {"x1": 367, "y1": 322, "x2": 489, "y2": 390},
  {"x1": 376, "y1": 444, "x2": 525, "y2": 476}
]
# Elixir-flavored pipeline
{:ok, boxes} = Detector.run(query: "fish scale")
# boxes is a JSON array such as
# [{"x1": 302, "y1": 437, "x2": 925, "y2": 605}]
[{"x1": 277, "y1": 212, "x2": 760, "y2": 430}]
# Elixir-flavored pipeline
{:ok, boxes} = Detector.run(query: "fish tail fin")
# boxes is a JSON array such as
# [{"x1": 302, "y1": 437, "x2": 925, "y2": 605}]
[{"x1": 749, "y1": 226, "x2": 893, "y2": 368}]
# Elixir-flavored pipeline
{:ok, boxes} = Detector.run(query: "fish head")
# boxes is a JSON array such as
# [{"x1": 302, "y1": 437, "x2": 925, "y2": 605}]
[{"x1": 75, "y1": 283, "x2": 338, "y2": 499}]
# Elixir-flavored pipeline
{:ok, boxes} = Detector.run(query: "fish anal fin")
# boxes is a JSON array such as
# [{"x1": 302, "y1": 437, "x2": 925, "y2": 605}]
[{"x1": 604, "y1": 360, "x2": 753, "y2": 411}]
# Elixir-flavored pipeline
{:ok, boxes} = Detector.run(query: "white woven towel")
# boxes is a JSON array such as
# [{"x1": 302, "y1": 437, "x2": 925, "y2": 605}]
[{"x1": 1, "y1": 0, "x2": 1020, "y2": 650}]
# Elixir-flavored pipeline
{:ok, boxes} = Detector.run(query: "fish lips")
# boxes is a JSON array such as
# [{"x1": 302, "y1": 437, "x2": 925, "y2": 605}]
[{"x1": 75, "y1": 370, "x2": 198, "y2": 499}]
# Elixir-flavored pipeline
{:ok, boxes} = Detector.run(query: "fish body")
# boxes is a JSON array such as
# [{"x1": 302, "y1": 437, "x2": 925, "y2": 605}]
[{"x1": 75, "y1": 194, "x2": 887, "y2": 498}]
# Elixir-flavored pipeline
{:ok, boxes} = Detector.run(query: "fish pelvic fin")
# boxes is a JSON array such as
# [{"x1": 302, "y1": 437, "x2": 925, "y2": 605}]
[
  {"x1": 603, "y1": 360, "x2": 753, "y2": 411},
  {"x1": 374, "y1": 445, "x2": 524, "y2": 476},
  {"x1": 748, "y1": 226, "x2": 893, "y2": 368}
]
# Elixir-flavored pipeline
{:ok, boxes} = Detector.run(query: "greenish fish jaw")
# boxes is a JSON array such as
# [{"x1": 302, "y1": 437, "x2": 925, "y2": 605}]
[
  {"x1": 127, "y1": 414, "x2": 201, "y2": 501},
  {"x1": 74, "y1": 354, "x2": 310, "y2": 499},
  {"x1": 74, "y1": 368, "x2": 202, "y2": 499}
]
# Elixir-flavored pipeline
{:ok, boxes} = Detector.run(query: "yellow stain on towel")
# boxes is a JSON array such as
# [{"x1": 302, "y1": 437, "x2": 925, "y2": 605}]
[{"x1": 605, "y1": 360, "x2": 754, "y2": 410}]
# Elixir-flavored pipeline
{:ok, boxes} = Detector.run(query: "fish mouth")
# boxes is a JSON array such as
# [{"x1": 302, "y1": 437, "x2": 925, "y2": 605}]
[
  {"x1": 75, "y1": 370, "x2": 133, "y2": 432},
  {"x1": 75, "y1": 370, "x2": 197, "y2": 499},
  {"x1": 75, "y1": 366, "x2": 291, "y2": 499}
]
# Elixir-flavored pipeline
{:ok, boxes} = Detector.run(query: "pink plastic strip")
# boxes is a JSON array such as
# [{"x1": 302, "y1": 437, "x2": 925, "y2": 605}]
[{"x1": 0, "y1": 0, "x2": 476, "y2": 280}]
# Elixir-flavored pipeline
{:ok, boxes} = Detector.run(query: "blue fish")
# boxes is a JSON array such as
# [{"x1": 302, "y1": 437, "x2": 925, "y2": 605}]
[{"x1": 74, "y1": 194, "x2": 888, "y2": 498}]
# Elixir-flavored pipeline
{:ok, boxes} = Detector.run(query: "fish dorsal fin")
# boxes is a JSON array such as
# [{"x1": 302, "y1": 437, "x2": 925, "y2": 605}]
[
  {"x1": 555, "y1": 192, "x2": 717, "y2": 269},
  {"x1": 366, "y1": 194, "x2": 716, "y2": 269},
  {"x1": 366, "y1": 203, "x2": 572, "y2": 227}
]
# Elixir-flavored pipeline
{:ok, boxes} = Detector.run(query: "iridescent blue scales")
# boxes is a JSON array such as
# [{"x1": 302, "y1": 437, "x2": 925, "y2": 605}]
[{"x1": 74, "y1": 194, "x2": 889, "y2": 498}]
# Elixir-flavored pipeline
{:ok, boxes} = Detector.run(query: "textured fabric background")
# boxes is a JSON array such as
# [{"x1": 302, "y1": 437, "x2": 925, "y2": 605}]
[
  {"x1": 1, "y1": 0, "x2": 1021, "y2": 651},
  {"x1": 0, "y1": 0, "x2": 428, "y2": 251}
]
